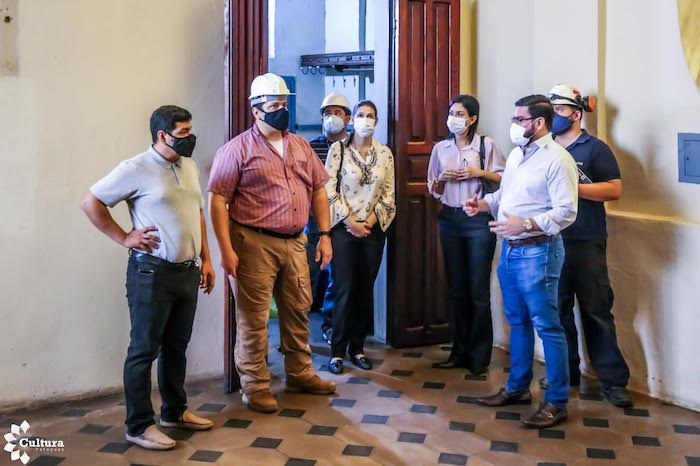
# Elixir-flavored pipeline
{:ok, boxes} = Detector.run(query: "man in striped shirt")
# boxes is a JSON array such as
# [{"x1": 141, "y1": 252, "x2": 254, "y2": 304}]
[
  {"x1": 208, "y1": 73, "x2": 336, "y2": 414},
  {"x1": 306, "y1": 92, "x2": 352, "y2": 345}
]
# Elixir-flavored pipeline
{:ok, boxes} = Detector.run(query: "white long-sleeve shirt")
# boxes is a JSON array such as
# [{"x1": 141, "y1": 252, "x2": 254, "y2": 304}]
[{"x1": 484, "y1": 133, "x2": 578, "y2": 240}]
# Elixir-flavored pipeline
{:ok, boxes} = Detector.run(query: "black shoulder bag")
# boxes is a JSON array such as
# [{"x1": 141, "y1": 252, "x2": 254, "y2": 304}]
[{"x1": 479, "y1": 135, "x2": 500, "y2": 197}]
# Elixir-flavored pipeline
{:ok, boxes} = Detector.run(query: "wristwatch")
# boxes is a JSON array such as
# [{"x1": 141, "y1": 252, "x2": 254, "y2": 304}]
[
  {"x1": 523, "y1": 218, "x2": 533, "y2": 232},
  {"x1": 319, "y1": 230, "x2": 332, "y2": 237}
]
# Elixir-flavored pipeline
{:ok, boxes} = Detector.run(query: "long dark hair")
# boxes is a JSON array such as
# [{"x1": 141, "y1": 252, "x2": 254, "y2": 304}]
[{"x1": 447, "y1": 95, "x2": 479, "y2": 143}]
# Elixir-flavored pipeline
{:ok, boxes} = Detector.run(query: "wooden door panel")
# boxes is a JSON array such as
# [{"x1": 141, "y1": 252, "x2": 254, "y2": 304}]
[
  {"x1": 224, "y1": 0, "x2": 268, "y2": 393},
  {"x1": 389, "y1": 0, "x2": 459, "y2": 348}
]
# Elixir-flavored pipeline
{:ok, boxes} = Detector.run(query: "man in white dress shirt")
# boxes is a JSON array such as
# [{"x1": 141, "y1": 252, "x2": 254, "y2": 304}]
[{"x1": 465, "y1": 95, "x2": 578, "y2": 428}]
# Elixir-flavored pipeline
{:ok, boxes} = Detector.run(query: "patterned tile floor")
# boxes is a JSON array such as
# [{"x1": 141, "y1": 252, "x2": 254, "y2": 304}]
[{"x1": 2, "y1": 315, "x2": 699, "y2": 466}]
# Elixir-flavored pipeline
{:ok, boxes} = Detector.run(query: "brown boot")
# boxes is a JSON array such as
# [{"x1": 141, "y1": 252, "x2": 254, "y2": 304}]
[
  {"x1": 242, "y1": 389, "x2": 278, "y2": 413},
  {"x1": 286, "y1": 374, "x2": 336, "y2": 395},
  {"x1": 521, "y1": 402, "x2": 567, "y2": 428},
  {"x1": 477, "y1": 387, "x2": 532, "y2": 407}
]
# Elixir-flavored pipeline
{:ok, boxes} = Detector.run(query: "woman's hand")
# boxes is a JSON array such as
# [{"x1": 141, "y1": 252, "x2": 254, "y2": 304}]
[
  {"x1": 345, "y1": 218, "x2": 371, "y2": 238},
  {"x1": 456, "y1": 166, "x2": 483, "y2": 180},
  {"x1": 438, "y1": 169, "x2": 460, "y2": 182}
]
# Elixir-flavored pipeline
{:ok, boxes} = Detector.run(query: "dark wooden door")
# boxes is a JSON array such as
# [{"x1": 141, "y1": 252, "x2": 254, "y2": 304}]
[
  {"x1": 387, "y1": 0, "x2": 460, "y2": 348},
  {"x1": 223, "y1": 0, "x2": 268, "y2": 392}
]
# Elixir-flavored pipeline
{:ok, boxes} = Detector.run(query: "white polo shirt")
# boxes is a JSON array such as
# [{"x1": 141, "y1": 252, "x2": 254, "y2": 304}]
[{"x1": 90, "y1": 146, "x2": 204, "y2": 263}]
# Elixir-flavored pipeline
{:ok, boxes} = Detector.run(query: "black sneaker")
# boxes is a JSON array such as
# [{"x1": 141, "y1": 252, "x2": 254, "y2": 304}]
[{"x1": 602, "y1": 386, "x2": 633, "y2": 407}]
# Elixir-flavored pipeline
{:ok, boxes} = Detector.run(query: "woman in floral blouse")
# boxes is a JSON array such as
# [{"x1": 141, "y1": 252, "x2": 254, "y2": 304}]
[{"x1": 324, "y1": 100, "x2": 396, "y2": 374}]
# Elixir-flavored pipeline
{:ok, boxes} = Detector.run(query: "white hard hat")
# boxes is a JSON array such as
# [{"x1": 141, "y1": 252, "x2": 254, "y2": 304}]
[
  {"x1": 548, "y1": 84, "x2": 583, "y2": 106},
  {"x1": 249, "y1": 73, "x2": 294, "y2": 106},
  {"x1": 548, "y1": 83, "x2": 596, "y2": 112},
  {"x1": 320, "y1": 92, "x2": 351, "y2": 115}
]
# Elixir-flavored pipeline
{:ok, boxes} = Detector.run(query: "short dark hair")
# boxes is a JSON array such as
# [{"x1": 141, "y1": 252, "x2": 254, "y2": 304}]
[
  {"x1": 149, "y1": 105, "x2": 192, "y2": 143},
  {"x1": 514, "y1": 95, "x2": 553, "y2": 130},
  {"x1": 448, "y1": 94, "x2": 480, "y2": 142},
  {"x1": 353, "y1": 100, "x2": 378, "y2": 118}
]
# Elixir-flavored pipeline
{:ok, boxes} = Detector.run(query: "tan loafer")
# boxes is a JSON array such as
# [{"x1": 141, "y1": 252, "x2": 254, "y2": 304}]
[
  {"x1": 126, "y1": 425, "x2": 176, "y2": 450},
  {"x1": 242, "y1": 389, "x2": 278, "y2": 413},
  {"x1": 285, "y1": 374, "x2": 336, "y2": 395},
  {"x1": 160, "y1": 410, "x2": 214, "y2": 431}
]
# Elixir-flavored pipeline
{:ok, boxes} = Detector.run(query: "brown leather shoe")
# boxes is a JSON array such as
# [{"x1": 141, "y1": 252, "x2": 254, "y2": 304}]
[
  {"x1": 521, "y1": 402, "x2": 567, "y2": 428},
  {"x1": 242, "y1": 389, "x2": 278, "y2": 413},
  {"x1": 285, "y1": 374, "x2": 336, "y2": 395},
  {"x1": 476, "y1": 387, "x2": 532, "y2": 407}
]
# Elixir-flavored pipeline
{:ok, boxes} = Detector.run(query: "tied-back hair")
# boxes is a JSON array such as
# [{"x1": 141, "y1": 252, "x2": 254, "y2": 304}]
[
  {"x1": 348, "y1": 99, "x2": 379, "y2": 145},
  {"x1": 447, "y1": 94, "x2": 480, "y2": 143}
]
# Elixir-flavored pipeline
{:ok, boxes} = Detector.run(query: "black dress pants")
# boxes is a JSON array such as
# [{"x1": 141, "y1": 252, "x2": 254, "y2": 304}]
[
  {"x1": 331, "y1": 225, "x2": 386, "y2": 358},
  {"x1": 437, "y1": 207, "x2": 496, "y2": 373}
]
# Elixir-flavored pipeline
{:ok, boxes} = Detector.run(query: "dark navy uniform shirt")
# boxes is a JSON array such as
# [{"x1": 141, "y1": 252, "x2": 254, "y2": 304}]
[{"x1": 562, "y1": 130, "x2": 621, "y2": 240}]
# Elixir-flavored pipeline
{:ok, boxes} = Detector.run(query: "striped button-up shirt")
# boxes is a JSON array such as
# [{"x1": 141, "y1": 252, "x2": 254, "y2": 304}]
[{"x1": 208, "y1": 124, "x2": 329, "y2": 234}]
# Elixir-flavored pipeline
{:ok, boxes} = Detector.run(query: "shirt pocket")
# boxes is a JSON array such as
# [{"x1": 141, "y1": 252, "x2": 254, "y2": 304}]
[{"x1": 291, "y1": 154, "x2": 313, "y2": 188}]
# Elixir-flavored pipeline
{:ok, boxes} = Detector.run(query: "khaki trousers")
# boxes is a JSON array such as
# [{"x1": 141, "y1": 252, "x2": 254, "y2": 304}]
[{"x1": 230, "y1": 223, "x2": 315, "y2": 393}]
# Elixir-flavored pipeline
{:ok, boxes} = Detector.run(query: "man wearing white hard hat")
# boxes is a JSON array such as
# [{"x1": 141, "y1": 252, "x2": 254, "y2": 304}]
[
  {"x1": 208, "y1": 73, "x2": 336, "y2": 414},
  {"x1": 307, "y1": 92, "x2": 352, "y2": 345},
  {"x1": 545, "y1": 83, "x2": 632, "y2": 408}
]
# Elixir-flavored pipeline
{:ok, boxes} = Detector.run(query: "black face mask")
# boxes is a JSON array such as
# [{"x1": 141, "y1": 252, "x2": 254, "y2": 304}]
[
  {"x1": 260, "y1": 107, "x2": 290, "y2": 131},
  {"x1": 166, "y1": 133, "x2": 197, "y2": 157}
]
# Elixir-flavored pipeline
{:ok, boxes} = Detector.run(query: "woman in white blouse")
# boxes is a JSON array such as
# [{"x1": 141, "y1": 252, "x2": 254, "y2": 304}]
[
  {"x1": 325, "y1": 100, "x2": 396, "y2": 374},
  {"x1": 427, "y1": 94, "x2": 506, "y2": 375}
]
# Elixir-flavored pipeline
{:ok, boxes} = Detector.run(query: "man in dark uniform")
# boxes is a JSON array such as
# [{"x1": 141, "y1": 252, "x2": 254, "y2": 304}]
[
  {"x1": 306, "y1": 92, "x2": 352, "y2": 344},
  {"x1": 545, "y1": 83, "x2": 633, "y2": 407}
]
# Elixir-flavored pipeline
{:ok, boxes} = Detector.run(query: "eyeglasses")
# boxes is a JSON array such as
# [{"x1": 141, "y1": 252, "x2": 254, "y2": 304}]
[{"x1": 511, "y1": 116, "x2": 537, "y2": 123}]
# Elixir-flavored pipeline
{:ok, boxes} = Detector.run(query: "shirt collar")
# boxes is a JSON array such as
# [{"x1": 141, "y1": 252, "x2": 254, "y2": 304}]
[
  {"x1": 251, "y1": 122, "x2": 290, "y2": 139},
  {"x1": 444, "y1": 133, "x2": 481, "y2": 151},
  {"x1": 567, "y1": 129, "x2": 591, "y2": 149},
  {"x1": 533, "y1": 132, "x2": 554, "y2": 148},
  {"x1": 148, "y1": 146, "x2": 181, "y2": 168}
]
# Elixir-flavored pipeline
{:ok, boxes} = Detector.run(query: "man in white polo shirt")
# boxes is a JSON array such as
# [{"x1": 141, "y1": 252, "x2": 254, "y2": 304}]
[
  {"x1": 80, "y1": 105, "x2": 215, "y2": 450},
  {"x1": 465, "y1": 95, "x2": 578, "y2": 428}
]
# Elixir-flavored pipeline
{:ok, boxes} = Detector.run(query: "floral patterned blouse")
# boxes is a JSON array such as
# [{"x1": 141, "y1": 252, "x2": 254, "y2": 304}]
[{"x1": 324, "y1": 138, "x2": 396, "y2": 231}]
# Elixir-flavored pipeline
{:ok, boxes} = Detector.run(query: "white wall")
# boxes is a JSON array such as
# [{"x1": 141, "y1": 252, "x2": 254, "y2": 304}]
[
  {"x1": 476, "y1": 0, "x2": 700, "y2": 410},
  {"x1": 0, "y1": 0, "x2": 225, "y2": 409}
]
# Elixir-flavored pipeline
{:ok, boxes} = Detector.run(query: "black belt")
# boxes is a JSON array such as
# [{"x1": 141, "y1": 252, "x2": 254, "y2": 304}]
[
  {"x1": 130, "y1": 251, "x2": 198, "y2": 269},
  {"x1": 506, "y1": 235, "x2": 559, "y2": 247},
  {"x1": 235, "y1": 222, "x2": 302, "y2": 240}
]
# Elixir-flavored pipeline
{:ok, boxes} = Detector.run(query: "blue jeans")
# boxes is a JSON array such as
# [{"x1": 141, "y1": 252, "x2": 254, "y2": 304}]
[
  {"x1": 497, "y1": 236, "x2": 569, "y2": 408},
  {"x1": 304, "y1": 217, "x2": 335, "y2": 329}
]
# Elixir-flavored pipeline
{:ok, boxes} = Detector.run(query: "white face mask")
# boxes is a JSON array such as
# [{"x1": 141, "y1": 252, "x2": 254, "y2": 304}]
[
  {"x1": 510, "y1": 121, "x2": 533, "y2": 146},
  {"x1": 323, "y1": 115, "x2": 345, "y2": 135},
  {"x1": 353, "y1": 117, "x2": 376, "y2": 138},
  {"x1": 446, "y1": 116, "x2": 468, "y2": 135}
]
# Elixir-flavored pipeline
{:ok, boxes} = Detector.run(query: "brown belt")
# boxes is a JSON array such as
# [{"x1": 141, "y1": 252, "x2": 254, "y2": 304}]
[{"x1": 506, "y1": 235, "x2": 559, "y2": 247}]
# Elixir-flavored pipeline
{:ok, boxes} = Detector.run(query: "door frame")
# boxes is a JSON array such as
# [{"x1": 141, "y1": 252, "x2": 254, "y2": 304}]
[{"x1": 223, "y1": 0, "x2": 268, "y2": 393}]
